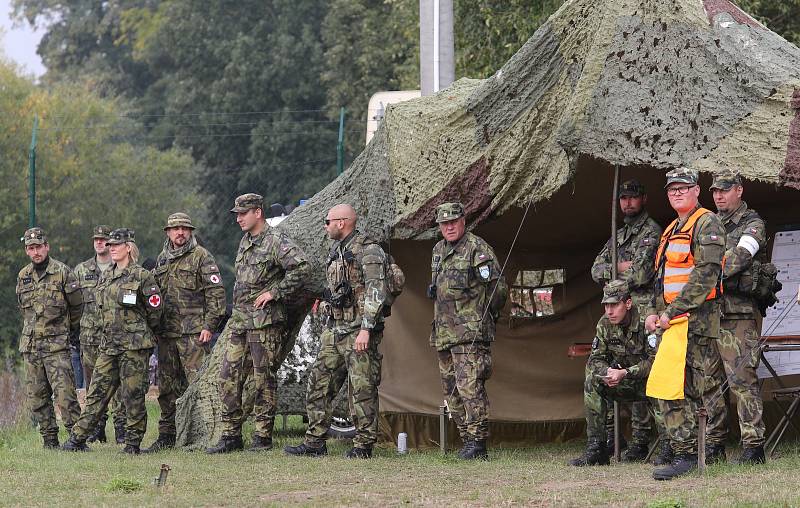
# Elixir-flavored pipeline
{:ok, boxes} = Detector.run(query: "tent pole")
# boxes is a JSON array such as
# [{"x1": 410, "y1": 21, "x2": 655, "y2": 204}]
[
  {"x1": 610, "y1": 164, "x2": 621, "y2": 462},
  {"x1": 439, "y1": 403, "x2": 448, "y2": 453}
]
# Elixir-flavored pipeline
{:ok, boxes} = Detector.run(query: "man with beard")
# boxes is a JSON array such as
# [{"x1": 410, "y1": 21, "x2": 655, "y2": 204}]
[
  {"x1": 591, "y1": 179, "x2": 663, "y2": 462},
  {"x1": 143, "y1": 213, "x2": 226, "y2": 453}
]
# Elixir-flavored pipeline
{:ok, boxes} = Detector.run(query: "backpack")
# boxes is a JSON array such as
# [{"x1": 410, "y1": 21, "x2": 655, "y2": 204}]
[
  {"x1": 752, "y1": 261, "x2": 782, "y2": 317},
  {"x1": 382, "y1": 253, "x2": 405, "y2": 317}
]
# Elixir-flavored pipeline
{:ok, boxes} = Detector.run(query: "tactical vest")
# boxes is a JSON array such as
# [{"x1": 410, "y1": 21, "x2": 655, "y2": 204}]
[{"x1": 655, "y1": 207, "x2": 719, "y2": 304}]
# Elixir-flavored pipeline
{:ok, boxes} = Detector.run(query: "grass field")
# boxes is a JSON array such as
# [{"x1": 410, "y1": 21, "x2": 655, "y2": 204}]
[{"x1": 1, "y1": 403, "x2": 800, "y2": 507}]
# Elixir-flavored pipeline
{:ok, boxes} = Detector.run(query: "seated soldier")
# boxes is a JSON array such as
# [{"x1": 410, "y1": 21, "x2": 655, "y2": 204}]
[{"x1": 570, "y1": 280, "x2": 657, "y2": 466}]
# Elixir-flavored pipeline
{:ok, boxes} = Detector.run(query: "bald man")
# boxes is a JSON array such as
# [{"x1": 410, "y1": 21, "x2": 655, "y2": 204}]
[{"x1": 285, "y1": 204, "x2": 390, "y2": 458}]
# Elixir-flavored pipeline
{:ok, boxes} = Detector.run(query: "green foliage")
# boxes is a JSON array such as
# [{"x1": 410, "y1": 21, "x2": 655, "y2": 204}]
[
  {"x1": 646, "y1": 500, "x2": 686, "y2": 508},
  {"x1": 104, "y1": 477, "x2": 144, "y2": 493},
  {"x1": 738, "y1": 0, "x2": 800, "y2": 45}
]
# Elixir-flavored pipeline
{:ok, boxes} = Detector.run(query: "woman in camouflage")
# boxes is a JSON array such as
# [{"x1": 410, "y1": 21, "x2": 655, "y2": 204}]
[{"x1": 62, "y1": 228, "x2": 164, "y2": 454}]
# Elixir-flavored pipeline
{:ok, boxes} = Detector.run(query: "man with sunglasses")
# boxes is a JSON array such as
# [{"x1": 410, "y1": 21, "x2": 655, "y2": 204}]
[
  {"x1": 206, "y1": 193, "x2": 310, "y2": 453},
  {"x1": 646, "y1": 168, "x2": 726, "y2": 480}
]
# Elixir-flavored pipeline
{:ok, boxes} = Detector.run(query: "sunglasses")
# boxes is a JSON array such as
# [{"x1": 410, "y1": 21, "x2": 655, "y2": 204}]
[{"x1": 323, "y1": 217, "x2": 349, "y2": 226}]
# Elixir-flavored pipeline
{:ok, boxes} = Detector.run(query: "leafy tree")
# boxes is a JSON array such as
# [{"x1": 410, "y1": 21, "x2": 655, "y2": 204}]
[{"x1": 738, "y1": 0, "x2": 800, "y2": 45}]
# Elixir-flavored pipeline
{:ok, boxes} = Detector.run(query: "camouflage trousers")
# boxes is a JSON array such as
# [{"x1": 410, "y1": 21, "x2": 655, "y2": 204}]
[
  {"x1": 438, "y1": 343, "x2": 492, "y2": 442},
  {"x1": 705, "y1": 318, "x2": 765, "y2": 447},
  {"x1": 81, "y1": 343, "x2": 126, "y2": 432},
  {"x1": 73, "y1": 348, "x2": 150, "y2": 446},
  {"x1": 584, "y1": 364, "x2": 655, "y2": 444},
  {"x1": 219, "y1": 326, "x2": 283, "y2": 439},
  {"x1": 156, "y1": 334, "x2": 210, "y2": 436},
  {"x1": 305, "y1": 328, "x2": 383, "y2": 448},
  {"x1": 656, "y1": 334, "x2": 724, "y2": 455},
  {"x1": 23, "y1": 349, "x2": 81, "y2": 439}
]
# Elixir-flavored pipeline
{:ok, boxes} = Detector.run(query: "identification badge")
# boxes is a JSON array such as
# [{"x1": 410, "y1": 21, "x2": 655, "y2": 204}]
[
  {"x1": 123, "y1": 293, "x2": 137, "y2": 305},
  {"x1": 479, "y1": 265, "x2": 491, "y2": 280}
]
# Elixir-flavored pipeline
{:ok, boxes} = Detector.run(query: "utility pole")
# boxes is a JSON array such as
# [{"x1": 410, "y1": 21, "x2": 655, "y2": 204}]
[
  {"x1": 337, "y1": 107, "x2": 346, "y2": 174},
  {"x1": 419, "y1": 0, "x2": 455, "y2": 96},
  {"x1": 28, "y1": 115, "x2": 39, "y2": 228}
]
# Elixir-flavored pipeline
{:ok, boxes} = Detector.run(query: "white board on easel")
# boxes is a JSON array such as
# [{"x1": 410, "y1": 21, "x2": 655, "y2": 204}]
[{"x1": 762, "y1": 229, "x2": 800, "y2": 338}]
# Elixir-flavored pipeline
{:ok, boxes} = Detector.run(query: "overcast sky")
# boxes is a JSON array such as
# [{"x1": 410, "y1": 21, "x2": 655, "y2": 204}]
[{"x1": 0, "y1": 0, "x2": 45, "y2": 77}]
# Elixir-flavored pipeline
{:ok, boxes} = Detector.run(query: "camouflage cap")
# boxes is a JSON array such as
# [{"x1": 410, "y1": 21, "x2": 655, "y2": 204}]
[
  {"x1": 163, "y1": 212, "x2": 195, "y2": 230},
  {"x1": 106, "y1": 228, "x2": 135, "y2": 245},
  {"x1": 22, "y1": 227, "x2": 47, "y2": 246},
  {"x1": 92, "y1": 225, "x2": 113, "y2": 239},
  {"x1": 664, "y1": 167, "x2": 698, "y2": 188},
  {"x1": 230, "y1": 193, "x2": 264, "y2": 213},
  {"x1": 435, "y1": 202, "x2": 465, "y2": 223},
  {"x1": 601, "y1": 280, "x2": 631, "y2": 304},
  {"x1": 709, "y1": 169, "x2": 742, "y2": 191},
  {"x1": 619, "y1": 179, "x2": 645, "y2": 197}
]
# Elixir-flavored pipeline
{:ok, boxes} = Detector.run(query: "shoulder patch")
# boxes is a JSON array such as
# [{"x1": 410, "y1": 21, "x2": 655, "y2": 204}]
[
  {"x1": 147, "y1": 294, "x2": 162, "y2": 308},
  {"x1": 648, "y1": 334, "x2": 657, "y2": 349},
  {"x1": 479, "y1": 265, "x2": 491, "y2": 280},
  {"x1": 209, "y1": 274, "x2": 222, "y2": 284},
  {"x1": 22, "y1": 277, "x2": 32, "y2": 284},
  {"x1": 84, "y1": 274, "x2": 96, "y2": 281},
  {"x1": 591, "y1": 337, "x2": 599, "y2": 350}
]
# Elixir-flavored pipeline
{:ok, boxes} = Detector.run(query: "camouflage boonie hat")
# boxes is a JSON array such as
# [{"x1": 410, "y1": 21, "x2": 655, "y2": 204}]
[
  {"x1": 230, "y1": 193, "x2": 264, "y2": 213},
  {"x1": 22, "y1": 227, "x2": 47, "y2": 246},
  {"x1": 92, "y1": 225, "x2": 113, "y2": 239},
  {"x1": 435, "y1": 202, "x2": 465, "y2": 223},
  {"x1": 619, "y1": 179, "x2": 645, "y2": 197},
  {"x1": 163, "y1": 212, "x2": 195, "y2": 230},
  {"x1": 709, "y1": 169, "x2": 742, "y2": 191},
  {"x1": 601, "y1": 280, "x2": 631, "y2": 304},
  {"x1": 106, "y1": 228, "x2": 135, "y2": 245},
  {"x1": 664, "y1": 167, "x2": 698, "y2": 188}
]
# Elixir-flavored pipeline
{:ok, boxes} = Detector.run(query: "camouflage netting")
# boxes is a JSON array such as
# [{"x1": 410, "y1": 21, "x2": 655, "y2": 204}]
[{"x1": 177, "y1": 0, "x2": 800, "y2": 446}]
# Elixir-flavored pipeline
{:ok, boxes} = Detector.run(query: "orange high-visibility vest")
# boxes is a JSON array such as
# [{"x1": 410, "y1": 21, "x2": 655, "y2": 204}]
[{"x1": 655, "y1": 207, "x2": 718, "y2": 304}]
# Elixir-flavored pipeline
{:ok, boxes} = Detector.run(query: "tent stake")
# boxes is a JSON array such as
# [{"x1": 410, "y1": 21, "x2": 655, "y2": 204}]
[
  {"x1": 439, "y1": 404, "x2": 448, "y2": 453},
  {"x1": 698, "y1": 408, "x2": 707, "y2": 474}
]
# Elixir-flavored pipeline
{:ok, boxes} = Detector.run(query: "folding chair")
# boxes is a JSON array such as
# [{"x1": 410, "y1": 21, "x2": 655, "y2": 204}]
[{"x1": 765, "y1": 385, "x2": 800, "y2": 457}]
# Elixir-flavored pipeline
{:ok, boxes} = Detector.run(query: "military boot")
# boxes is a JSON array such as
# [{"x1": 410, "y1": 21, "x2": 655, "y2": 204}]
[
  {"x1": 735, "y1": 445, "x2": 766, "y2": 465},
  {"x1": 704, "y1": 443, "x2": 726, "y2": 465},
  {"x1": 569, "y1": 439, "x2": 610, "y2": 466},
  {"x1": 142, "y1": 434, "x2": 176, "y2": 453},
  {"x1": 205, "y1": 435, "x2": 244, "y2": 454},
  {"x1": 653, "y1": 440, "x2": 674, "y2": 466},
  {"x1": 622, "y1": 441, "x2": 649, "y2": 462},
  {"x1": 653, "y1": 454, "x2": 698, "y2": 481},
  {"x1": 114, "y1": 424, "x2": 126, "y2": 445},
  {"x1": 605, "y1": 433, "x2": 627, "y2": 456},
  {"x1": 86, "y1": 423, "x2": 108, "y2": 444},
  {"x1": 459, "y1": 439, "x2": 489, "y2": 460},
  {"x1": 283, "y1": 442, "x2": 328, "y2": 457},
  {"x1": 122, "y1": 444, "x2": 141, "y2": 455},
  {"x1": 344, "y1": 446, "x2": 373, "y2": 459},
  {"x1": 43, "y1": 435, "x2": 60, "y2": 449},
  {"x1": 61, "y1": 435, "x2": 90, "y2": 452},
  {"x1": 248, "y1": 435, "x2": 273, "y2": 452}
]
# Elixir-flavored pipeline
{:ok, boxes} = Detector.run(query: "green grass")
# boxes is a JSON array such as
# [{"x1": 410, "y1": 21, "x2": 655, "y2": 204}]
[{"x1": 1, "y1": 404, "x2": 800, "y2": 507}]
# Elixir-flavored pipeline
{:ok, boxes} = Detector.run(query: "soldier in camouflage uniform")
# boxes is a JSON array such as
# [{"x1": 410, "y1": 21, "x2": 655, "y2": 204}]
[
  {"x1": 570, "y1": 280, "x2": 657, "y2": 466},
  {"x1": 207, "y1": 193, "x2": 310, "y2": 454},
  {"x1": 63, "y1": 228, "x2": 163, "y2": 454},
  {"x1": 74, "y1": 225, "x2": 127, "y2": 444},
  {"x1": 428, "y1": 202, "x2": 508, "y2": 460},
  {"x1": 646, "y1": 168, "x2": 726, "y2": 480},
  {"x1": 143, "y1": 213, "x2": 226, "y2": 453},
  {"x1": 591, "y1": 179, "x2": 663, "y2": 461},
  {"x1": 285, "y1": 204, "x2": 389, "y2": 459},
  {"x1": 16, "y1": 227, "x2": 83, "y2": 449},
  {"x1": 703, "y1": 170, "x2": 767, "y2": 465}
]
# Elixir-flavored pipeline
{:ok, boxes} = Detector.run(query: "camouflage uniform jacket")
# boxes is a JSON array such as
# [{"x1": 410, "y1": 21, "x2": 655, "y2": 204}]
[
  {"x1": 719, "y1": 202, "x2": 766, "y2": 320},
  {"x1": 430, "y1": 232, "x2": 508, "y2": 351},
  {"x1": 16, "y1": 257, "x2": 83, "y2": 353},
  {"x1": 591, "y1": 211, "x2": 662, "y2": 311},
  {"x1": 229, "y1": 225, "x2": 310, "y2": 331},
  {"x1": 655, "y1": 206, "x2": 725, "y2": 338},
  {"x1": 154, "y1": 240, "x2": 227, "y2": 338},
  {"x1": 324, "y1": 230, "x2": 388, "y2": 336},
  {"x1": 588, "y1": 306, "x2": 655, "y2": 379},
  {"x1": 74, "y1": 256, "x2": 108, "y2": 346},
  {"x1": 97, "y1": 264, "x2": 163, "y2": 355}
]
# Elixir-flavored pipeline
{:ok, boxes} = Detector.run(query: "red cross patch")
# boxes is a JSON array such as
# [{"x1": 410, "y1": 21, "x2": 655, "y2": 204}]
[
  {"x1": 148, "y1": 294, "x2": 161, "y2": 308},
  {"x1": 210, "y1": 274, "x2": 221, "y2": 284}
]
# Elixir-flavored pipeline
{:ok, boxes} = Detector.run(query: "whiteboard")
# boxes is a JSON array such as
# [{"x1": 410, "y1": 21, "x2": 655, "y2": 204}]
[{"x1": 762, "y1": 230, "x2": 800, "y2": 337}]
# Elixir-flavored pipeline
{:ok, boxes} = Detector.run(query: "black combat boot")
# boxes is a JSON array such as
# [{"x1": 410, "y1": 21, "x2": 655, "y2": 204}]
[
  {"x1": 283, "y1": 442, "x2": 328, "y2": 457},
  {"x1": 248, "y1": 435, "x2": 273, "y2": 452},
  {"x1": 653, "y1": 454, "x2": 698, "y2": 480},
  {"x1": 122, "y1": 443, "x2": 141, "y2": 455},
  {"x1": 622, "y1": 441, "x2": 649, "y2": 462},
  {"x1": 86, "y1": 423, "x2": 108, "y2": 444},
  {"x1": 459, "y1": 439, "x2": 489, "y2": 460},
  {"x1": 43, "y1": 435, "x2": 59, "y2": 449},
  {"x1": 142, "y1": 434, "x2": 176, "y2": 453},
  {"x1": 735, "y1": 445, "x2": 766, "y2": 465},
  {"x1": 606, "y1": 433, "x2": 627, "y2": 456},
  {"x1": 653, "y1": 440, "x2": 674, "y2": 466},
  {"x1": 344, "y1": 446, "x2": 373, "y2": 459},
  {"x1": 61, "y1": 435, "x2": 90, "y2": 452},
  {"x1": 704, "y1": 443, "x2": 726, "y2": 465},
  {"x1": 114, "y1": 424, "x2": 126, "y2": 445},
  {"x1": 205, "y1": 435, "x2": 244, "y2": 454},
  {"x1": 569, "y1": 439, "x2": 610, "y2": 466}
]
